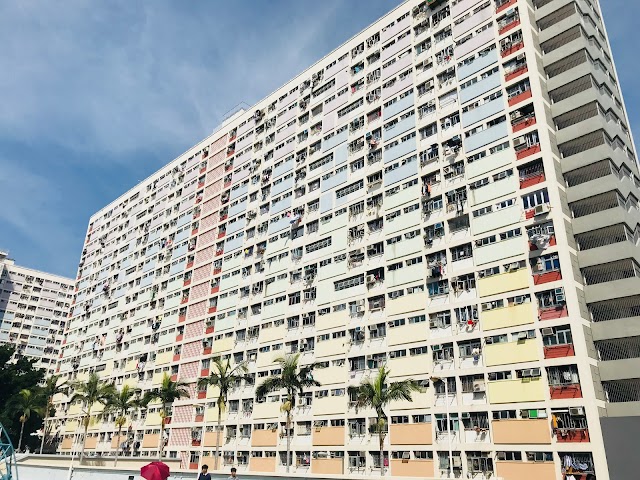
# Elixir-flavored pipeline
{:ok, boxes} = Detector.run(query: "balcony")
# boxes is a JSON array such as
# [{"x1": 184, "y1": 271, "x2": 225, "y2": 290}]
[
  {"x1": 498, "y1": 17, "x2": 521, "y2": 36},
  {"x1": 501, "y1": 40, "x2": 524, "y2": 58},
  {"x1": 544, "y1": 343, "x2": 575, "y2": 359}
]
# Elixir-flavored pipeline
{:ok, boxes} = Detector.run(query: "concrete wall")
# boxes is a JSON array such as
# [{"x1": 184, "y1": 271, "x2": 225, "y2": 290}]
[{"x1": 600, "y1": 416, "x2": 640, "y2": 480}]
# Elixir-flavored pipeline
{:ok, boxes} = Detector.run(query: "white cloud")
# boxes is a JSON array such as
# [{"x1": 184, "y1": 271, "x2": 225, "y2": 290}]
[{"x1": 0, "y1": 0, "x2": 353, "y2": 162}]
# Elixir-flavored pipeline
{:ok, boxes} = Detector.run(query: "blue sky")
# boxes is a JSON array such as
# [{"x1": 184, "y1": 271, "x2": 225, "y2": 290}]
[{"x1": 0, "y1": 0, "x2": 638, "y2": 278}]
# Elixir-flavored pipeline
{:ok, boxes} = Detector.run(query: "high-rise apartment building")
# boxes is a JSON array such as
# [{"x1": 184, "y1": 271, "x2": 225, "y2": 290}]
[
  {"x1": 0, "y1": 251, "x2": 73, "y2": 375},
  {"x1": 52, "y1": 0, "x2": 639, "y2": 478}
]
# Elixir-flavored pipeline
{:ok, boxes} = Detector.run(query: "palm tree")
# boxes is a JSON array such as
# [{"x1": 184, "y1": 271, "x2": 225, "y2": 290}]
[
  {"x1": 197, "y1": 358, "x2": 247, "y2": 471},
  {"x1": 15, "y1": 389, "x2": 43, "y2": 452},
  {"x1": 105, "y1": 385, "x2": 142, "y2": 467},
  {"x1": 142, "y1": 373, "x2": 190, "y2": 460},
  {"x1": 39, "y1": 374, "x2": 67, "y2": 454},
  {"x1": 255, "y1": 353, "x2": 320, "y2": 473},
  {"x1": 348, "y1": 366, "x2": 424, "y2": 476},
  {"x1": 69, "y1": 372, "x2": 116, "y2": 463}
]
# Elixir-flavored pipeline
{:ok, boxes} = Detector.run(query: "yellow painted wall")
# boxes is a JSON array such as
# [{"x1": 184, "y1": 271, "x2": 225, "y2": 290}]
[
  {"x1": 314, "y1": 396, "x2": 347, "y2": 415},
  {"x1": 125, "y1": 360, "x2": 137, "y2": 372},
  {"x1": 487, "y1": 378, "x2": 546, "y2": 404},
  {"x1": 386, "y1": 293, "x2": 427, "y2": 316},
  {"x1": 390, "y1": 390, "x2": 429, "y2": 411},
  {"x1": 312, "y1": 426, "x2": 345, "y2": 446},
  {"x1": 259, "y1": 324, "x2": 286, "y2": 343},
  {"x1": 212, "y1": 336, "x2": 234, "y2": 354},
  {"x1": 123, "y1": 377, "x2": 138, "y2": 389},
  {"x1": 64, "y1": 420, "x2": 79, "y2": 433},
  {"x1": 492, "y1": 419, "x2": 551, "y2": 444},
  {"x1": 496, "y1": 461, "x2": 555, "y2": 480},
  {"x1": 388, "y1": 356, "x2": 426, "y2": 377},
  {"x1": 253, "y1": 401, "x2": 281, "y2": 420},
  {"x1": 205, "y1": 407, "x2": 228, "y2": 423},
  {"x1": 390, "y1": 423, "x2": 432, "y2": 445},
  {"x1": 257, "y1": 351, "x2": 277, "y2": 368},
  {"x1": 311, "y1": 458, "x2": 344, "y2": 475},
  {"x1": 316, "y1": 311, "x2": 348, "y2": 331},
  {"x1": 485, "y1": 339, "x2": 539, "y2": 366},
  {"x1": 251, "y1": 429, "x2": 278, "y2": 447},
  {"x1": 482, "y1": 303, "x2": 535, "y2": 330},
  {"x1": 313, "y1": 366, "x2": 347, "y2": 386},
  {"x1": 249, "y1": 457, "x2": 277, "y2": 473},
  {"x1": 206, "y1": 385, "x2": 221, "y2": 400},
  {"x1": 156, "y1": 351, "x2": 173, "y2": 365},
  {"x1": 145, "y1": 412, "x2": 162, "y2": 427},
  {"x1": 152, "y1": 371, "x2": 165, "y2": 387},
  {"x1": 391, "y1": 460, "x2": 435, "y2": 477},
  {"x1": 315, "y1": 338, "x2": 347, "y2": 358},
  {"x1": 68, "y1": 403, "x2": 82, "y2": 415},
  {"x1": 388, "y1": 322, "x2": 427, "y2": 346},
  {"x1": 477, "y1": 269, "x2": 529, "y2": 297}
]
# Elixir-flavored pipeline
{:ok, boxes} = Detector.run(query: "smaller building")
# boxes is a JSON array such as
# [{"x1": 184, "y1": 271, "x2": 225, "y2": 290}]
[{"x1": 0, "y1": 250, "x2": 74, "y2": 374}]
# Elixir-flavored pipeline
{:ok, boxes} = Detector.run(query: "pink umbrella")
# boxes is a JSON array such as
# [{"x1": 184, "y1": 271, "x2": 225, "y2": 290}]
[{"x1": 141, "y1": 461, "x2": 171, "y2": 480}]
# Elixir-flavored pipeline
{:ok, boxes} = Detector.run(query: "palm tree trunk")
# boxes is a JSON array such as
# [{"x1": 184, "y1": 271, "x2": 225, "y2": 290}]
[
  {"x1": 379, "y1": 433, "x2": 385, "y2": 477},
  {"x1": 285, "y1": 411, "x2": 291, "y2": 473},
  {"x1": 39, "y1": 402, "x2": 50, "y2": 454},
  {"x1": 79, "y1": 405, "x2": 91, "y2": 464},
  {"x1": 214, "y1": 408, "x2": 222, "y2": 471},
  {"x1": 158, "y1": 417, "x2": 165, "y2": 461},
  {"x1": 79, "y1": 421, "x2": 88, "y2": 463},
  {"x1": 158, "y1": 402, "x2": 167, "y2": 461},
  {"x1": 114, "y1": 425, "x2": 122, "y2": 467},
  {"x1": 17, "y1": 420, "x2": 25, "y2": 452}
]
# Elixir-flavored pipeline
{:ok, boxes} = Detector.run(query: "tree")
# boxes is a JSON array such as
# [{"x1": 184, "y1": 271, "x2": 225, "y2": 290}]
[
  {"x1": 142, "y1": 373, "x2": 190, "y2": 460},
  {"x1": 255, "y1": 354, "x2": 320, "y2": 473},
  {"x1": 14, "y1": 389, "x2": 44, "y2": 452},
  {"x1": 69, "y1": 372, "x2": 116, "y2": 463},
  {"x1": 348, "y1": 366, "x2": 424, "y2": 476},
  {"x1": 197, "y1": 358, "x2": 247, "y2": 471},
  {"x1": 39, "y1": 374, "x2": 67, "y2": 454},
  {"x1": 0, "y1": 345, "x2": 46, "y2": 450},
  {"x1": 105, "y1": 385, "x2": 142, "y2": 467}
]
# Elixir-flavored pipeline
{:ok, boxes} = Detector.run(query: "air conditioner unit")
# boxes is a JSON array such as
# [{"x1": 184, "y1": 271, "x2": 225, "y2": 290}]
[
  {"x1": 497, "y1": 452, "x2": 507, "y2": 461},
  {"x1": 520, "y1": 409, "x2": 530, "y2": 418},
  {"x1": 297, "y1": 398, "x2": 307, "y2": 406},
  {"x1": 473, "y1": 380, "x2": 486, "y2": 392},
  {"x1": 517, "y1": 331, "x2": 528, "y2": 340},
  {"x1": 530, "y1": 367, "x2": 541, "y2": 377},
  {"x1": 554, "y1": 287, "x2": 566, "y2": 302},
  {"x1": 513, "y1": 137, "x2": 526, "y2": 148},
  {"x1": 569, "y1": 407, "x2": 585, "y2": 416},
  {"x1": 516, "y1": 53, "x2": 526, "y2": 61},
  {"x1": 402, "y1": 452, "x2": 410, "y2": 460},
  {"x1": 366, "y1": 274, "x2": 376, "y2": 284},
  {"x1": 452, "y1": 457, "x2": 462, "y2": 468},
  {"x1": 541, "y1": 327, "x2": 555, "y2": 336},
  {"x1": 521, "y1": 369, "x2": 532, "y2": 377},
  {"x1": 508, "y1": 263, "x2": 520, "y2": 272},
  {"x1": 534, "y1": 204, "x2": 550, "y2": 216}
]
